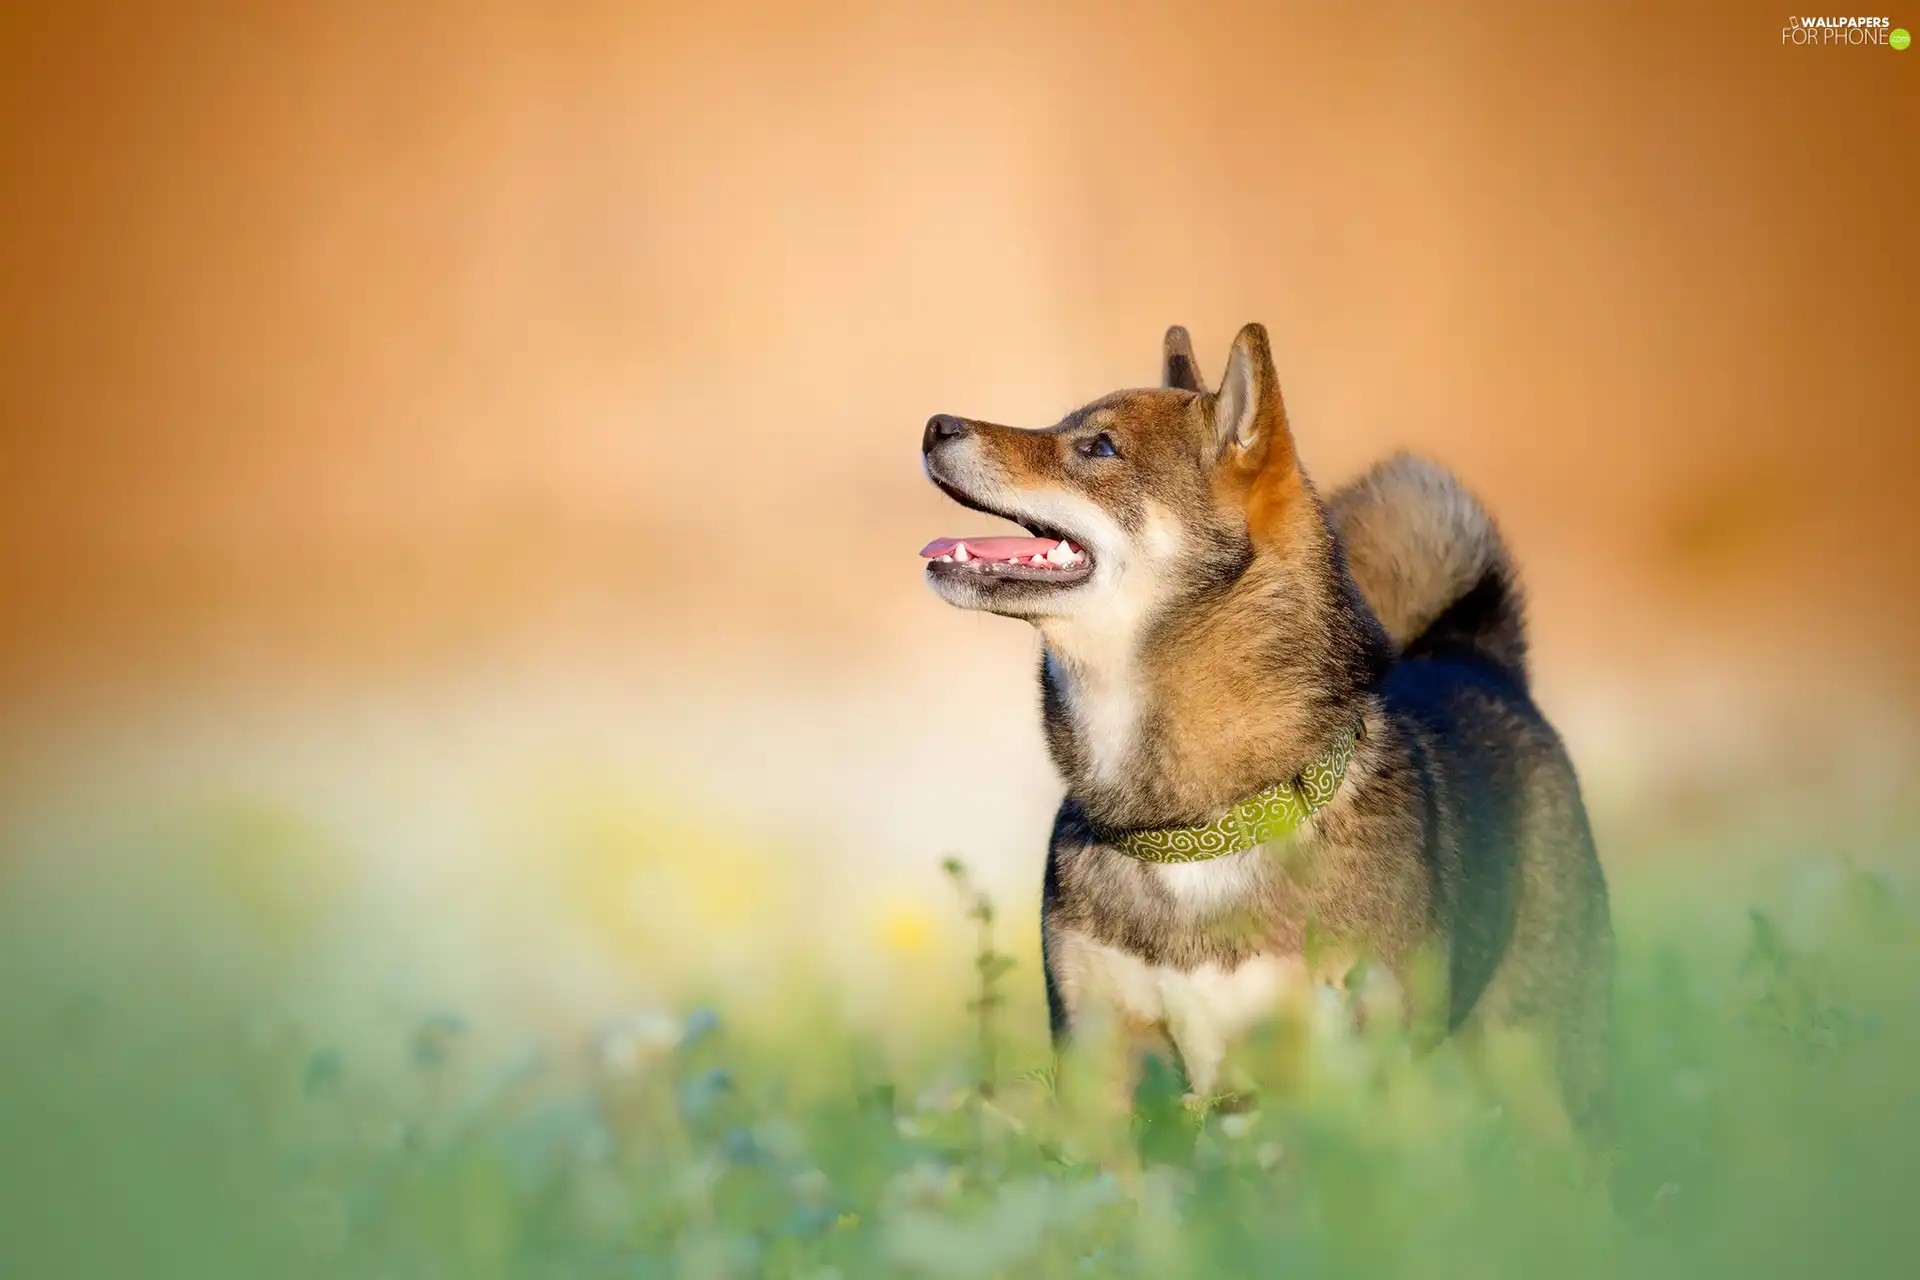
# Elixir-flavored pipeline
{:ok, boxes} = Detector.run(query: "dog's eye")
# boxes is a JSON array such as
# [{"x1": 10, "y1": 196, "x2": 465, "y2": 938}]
[{"x1": 1077, "y1": 433, "x2": 1119, "y2": 459}]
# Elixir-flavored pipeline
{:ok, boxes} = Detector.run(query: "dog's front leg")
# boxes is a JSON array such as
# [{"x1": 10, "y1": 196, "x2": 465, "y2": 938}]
[{"x1": 1047, "y1": 972, "x2": 1168, "y2": 1121}]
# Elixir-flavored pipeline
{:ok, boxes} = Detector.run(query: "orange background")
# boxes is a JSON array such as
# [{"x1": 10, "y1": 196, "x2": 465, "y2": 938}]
[{"x1": 1, "y1": 2, "x2": 1914, "y2": 934}]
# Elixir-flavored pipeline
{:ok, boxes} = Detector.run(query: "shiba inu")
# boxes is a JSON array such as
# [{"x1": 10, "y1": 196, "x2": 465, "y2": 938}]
[{"x1": 918, "y1": 323, "x2": 1612, "y2": 1143}]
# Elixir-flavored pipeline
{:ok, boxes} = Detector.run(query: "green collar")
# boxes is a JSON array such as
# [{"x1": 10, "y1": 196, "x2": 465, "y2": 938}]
[{"x1": 1103, "y1": 720, "x2": 1361, "y2": 864}]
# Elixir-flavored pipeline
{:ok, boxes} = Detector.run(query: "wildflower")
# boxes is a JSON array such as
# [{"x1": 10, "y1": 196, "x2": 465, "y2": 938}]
[
  {"x1": 791, "y1": 1167, "x2": 832, "y2": 1205},
  {"x1": 596, "y1": 1008, "x2": 683, "y2": 1075},
  {"x1": 682, "y1": 1005, "x2": 722, "y2": 1046},
  {"x1": 893, "y1": 1113, "x2": 935, "y2": 1140},
  {"x1": 1219, "y1": 1111, "x2": 1257, "y2": 1141},
  {"x1": 879, "y1": 901, "x2": 935, "y2": 954},
  {"x1": 677, "y1": 1066, "x2": 734, "y2": 1120},
  {"x1": 410, "y1": 1012, "x2": 467, "y2": 1070},
  {"x1": 752, "y1": 1120, "x2": 806, "y2": 1159},
  {"x1": 894, "y1": 1073, "x2": 971, "y2": 1136},
  {"x1": 719, "y1": 1128, "x2": 766, "y2": 1164},
  {"x1": 879, "y1": 1160, "x2": 964, "y2": 1212},
  {"x1": 669, "y1": 1153, "x2": 728, "y2": 1207}
]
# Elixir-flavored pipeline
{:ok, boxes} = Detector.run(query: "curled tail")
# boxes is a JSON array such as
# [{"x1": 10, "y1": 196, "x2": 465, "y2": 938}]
[{"x1": 1327, "y1": 452, "x2": 1528, "y2": 680}]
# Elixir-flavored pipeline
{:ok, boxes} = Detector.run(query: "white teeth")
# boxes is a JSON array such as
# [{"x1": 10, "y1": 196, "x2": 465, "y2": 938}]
[
  {"x1": 1030, "y1": 555, "x2": 1047, "y2": 566},
  {"x1": 1045, "y1": 542, "x2": 1074, "y2": 566},
  {"x1": 937, "y1": 555, "x2": 952, "y2": 563},
  {"x1": 952, "y1": 543, "x2": 970, "y2": 562}
]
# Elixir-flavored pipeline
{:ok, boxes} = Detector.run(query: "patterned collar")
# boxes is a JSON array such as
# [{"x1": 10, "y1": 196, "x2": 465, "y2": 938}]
[{"x1": 1101, "y1": 719, "x2": 1362, "y2": 864}]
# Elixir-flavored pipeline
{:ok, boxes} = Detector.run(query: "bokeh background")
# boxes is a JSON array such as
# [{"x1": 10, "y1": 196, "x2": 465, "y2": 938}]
[{"x1": 1, "y1": 0, "x2": 1915, "y2": 1028}]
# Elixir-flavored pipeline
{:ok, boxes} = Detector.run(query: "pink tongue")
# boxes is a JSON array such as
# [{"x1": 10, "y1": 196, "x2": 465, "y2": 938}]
[{"x1": 920, "y1": 536, "x2": 1059, "y2": 560}]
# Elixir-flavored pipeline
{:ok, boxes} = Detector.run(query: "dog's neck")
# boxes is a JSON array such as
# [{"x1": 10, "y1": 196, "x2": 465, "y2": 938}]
[{"x1": 1037, "y1": 503, "x2": 1388, "y2": 832}]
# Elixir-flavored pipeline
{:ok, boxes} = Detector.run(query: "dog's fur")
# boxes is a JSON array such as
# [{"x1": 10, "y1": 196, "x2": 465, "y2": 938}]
[{"x1": 921, "y1": 324, "x2": 1612, "y2": 1141}]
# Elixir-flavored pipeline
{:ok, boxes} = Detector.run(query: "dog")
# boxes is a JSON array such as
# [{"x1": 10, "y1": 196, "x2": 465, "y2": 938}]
[{"x1": 919, "y1": 323, "x2": 1613, "y2": 1144}]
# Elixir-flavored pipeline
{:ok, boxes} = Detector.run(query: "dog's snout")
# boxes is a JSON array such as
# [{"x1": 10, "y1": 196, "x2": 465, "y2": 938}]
[{"x1": 923, "y1": 414, "x2": 972, "y2": 453}]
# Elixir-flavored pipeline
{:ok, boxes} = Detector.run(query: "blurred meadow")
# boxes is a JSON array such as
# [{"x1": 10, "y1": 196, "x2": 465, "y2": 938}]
[{"x1": 1, "y1": 1, "x2": 1917, "y2": 1276}]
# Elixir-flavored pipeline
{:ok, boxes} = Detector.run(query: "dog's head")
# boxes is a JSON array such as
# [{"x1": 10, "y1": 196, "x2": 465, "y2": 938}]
[{"x1": 920, "y1": 323, "x2": 1302, "y2": 623}]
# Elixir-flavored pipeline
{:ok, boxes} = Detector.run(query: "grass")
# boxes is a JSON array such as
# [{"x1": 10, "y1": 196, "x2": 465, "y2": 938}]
[{"x1": 2, "y1": 837, "x2": 1918, "y2": 1279}]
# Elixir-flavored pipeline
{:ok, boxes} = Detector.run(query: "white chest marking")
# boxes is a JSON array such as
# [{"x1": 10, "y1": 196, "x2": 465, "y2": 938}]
[
  {"x1": 1150, "y1": 851, "x2": 1264, "y2": 914},
  {"x1": 1044, "y1": 640, "x2": 1139, "y2": 786},
  {"x1": 1065, "y1": 936, "x2": 1306, "y2": 1095},
  {"x1": 1037, "y1": 504, "x2": 1188, "y2": 786}
]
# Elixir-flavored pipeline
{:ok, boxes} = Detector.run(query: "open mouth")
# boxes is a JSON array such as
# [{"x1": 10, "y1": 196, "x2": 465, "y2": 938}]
[
  {"x1": 919, "y1": 533, "x2": 1092, "y2": 583},
  {"x1": 920, "y1": 479, "x2": 1095, "y2": 587}
]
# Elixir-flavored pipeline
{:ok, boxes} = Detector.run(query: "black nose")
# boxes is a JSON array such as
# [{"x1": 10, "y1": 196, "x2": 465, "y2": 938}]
[{"x1": 923, "y1": 414, "x2": 971, "y2": 453}]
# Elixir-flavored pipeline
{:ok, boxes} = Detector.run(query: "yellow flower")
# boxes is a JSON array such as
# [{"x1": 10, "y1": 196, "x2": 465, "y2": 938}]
[{"x1": 878, "y1": 902, "x2": 934, "y2": 954}]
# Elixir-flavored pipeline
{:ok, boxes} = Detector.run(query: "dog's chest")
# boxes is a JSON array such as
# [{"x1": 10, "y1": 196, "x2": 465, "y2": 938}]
[
  {"x1": 1078, "y1": 942, "x2": 1300, "y2": 1030},
  {"x1": 1061, "y1": 932, "x2": 1307, "y2": 1090}
]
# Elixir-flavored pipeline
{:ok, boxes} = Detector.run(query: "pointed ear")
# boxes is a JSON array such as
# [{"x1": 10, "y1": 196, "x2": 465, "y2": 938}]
[
  {"x1": 1213, "y1": 322, "x2": 1288, "y2": 457},
  {"x1": 1162, "y1": 325, "x2": 1208, "y2": 393}
]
